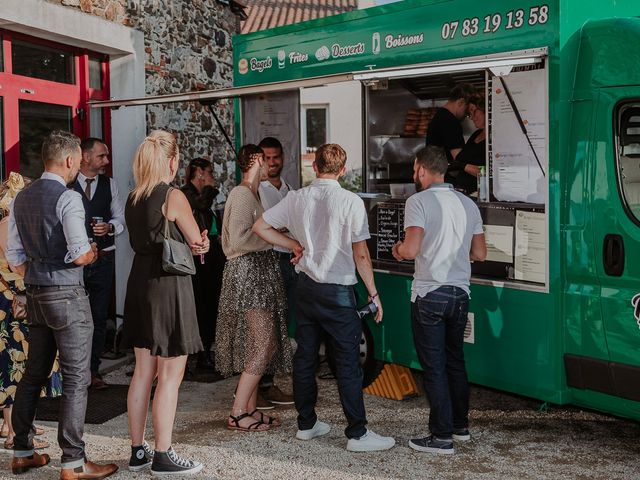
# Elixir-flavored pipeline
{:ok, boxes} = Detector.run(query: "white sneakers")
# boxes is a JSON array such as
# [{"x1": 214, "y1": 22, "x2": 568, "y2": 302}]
[
  {"x1": 296, "y1": 420, "x2": 331, "y2": 440},
  {"x1": 297, "y1": 421, "x2": 395, "y2": 452},
  {"x1": 346, "y1": 429, "x2": 395, "y2": 452}
]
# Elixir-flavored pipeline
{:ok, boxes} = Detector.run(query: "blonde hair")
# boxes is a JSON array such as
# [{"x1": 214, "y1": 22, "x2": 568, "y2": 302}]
[
  {"x1": 0, "y1": 172, "x2": 29, "y2": 214},
  {"x1": 130, "y1": 130, "x2": 178, "y2": 204}
]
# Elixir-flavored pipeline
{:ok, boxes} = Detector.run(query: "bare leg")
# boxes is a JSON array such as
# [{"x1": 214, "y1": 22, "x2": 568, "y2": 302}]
[
  {"x1": 3, "y1": 407, "x2": 13, "y2": 442},
  {"x1": 127, "y1": 348, "x2": 158, "y2": 446},
  {"x1": 152, "y1": 355, "x2": 187, "y2": 451},
  {"x1": 229, "y1": 372, "x2": 268, "y2": 430}
]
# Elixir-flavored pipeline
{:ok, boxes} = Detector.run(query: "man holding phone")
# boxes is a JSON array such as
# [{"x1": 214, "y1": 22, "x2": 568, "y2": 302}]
[{"x1": 73, "y1": 138, "x2": 125, "y2": 390}]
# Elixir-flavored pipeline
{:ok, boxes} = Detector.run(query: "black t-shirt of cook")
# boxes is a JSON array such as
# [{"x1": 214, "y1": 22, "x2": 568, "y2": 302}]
[{"x1": 425, "y1": 107, "x2": 465, "y2": 163}]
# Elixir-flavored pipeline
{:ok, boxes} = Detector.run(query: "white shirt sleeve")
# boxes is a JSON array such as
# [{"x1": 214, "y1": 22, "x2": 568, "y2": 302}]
[
  {"x1": 108, "y1": 178, "x2": 126, "y2": 236},
  {"x1": 262, "y1": 193, "x2": 291, "y2": 230},
  {"x1": 58, "y1": 190, "x2": 91, "y2": 264},
  {"x1": 350, "y1": 198, "x2": 371, "y2": 243},
  {"x1": 472, "y1": 204, "x2": 484, "y2": 235},
  {"x1": 404, "y1": 194, "x2": 427, "y2": 230},
  {"x1": 5, "y1": 200, "x2": 26, "y2": 266}
]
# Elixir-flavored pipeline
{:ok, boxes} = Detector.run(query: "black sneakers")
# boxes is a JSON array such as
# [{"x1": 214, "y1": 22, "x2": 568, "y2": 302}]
[
  {"x1": 151, "y1": 446, "x2": 203, "y2": 476},
  {"x1": 408, "y1": 435, "x2": 454, "y2": 455},
  {"x1": 129, "y1": 441, "x2": 154, "y2": 472}
]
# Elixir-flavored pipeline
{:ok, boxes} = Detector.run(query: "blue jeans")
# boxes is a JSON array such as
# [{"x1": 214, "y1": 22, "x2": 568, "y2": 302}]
[
  {"x1": 293, "y1": 273, "x2": 367, "y2": 439},
  {"x1": 83, "y1": 253, "x2": 114, "y2": 375},
  {"x1": 411, "y1": 286, "x2": 470, "y2": 439},
  {"x1": 12, "y1": 285, "x2": 93, "y2": 469}
]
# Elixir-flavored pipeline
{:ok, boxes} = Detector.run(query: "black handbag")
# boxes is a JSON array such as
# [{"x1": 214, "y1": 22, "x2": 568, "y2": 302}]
[{"x1": 161, "y1": 188, "x2": 196, "y2": 276}]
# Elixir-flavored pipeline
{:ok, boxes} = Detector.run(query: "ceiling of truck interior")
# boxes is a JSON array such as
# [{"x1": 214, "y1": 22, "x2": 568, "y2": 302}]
[{"x1": 391, "y1": 70, "x2": 486, "y2": 100}]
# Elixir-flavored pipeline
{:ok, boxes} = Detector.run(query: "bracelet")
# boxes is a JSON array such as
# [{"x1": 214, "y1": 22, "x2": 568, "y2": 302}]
[{"x1": 369, "y1": 292, "x2": 379, "y2": 300}]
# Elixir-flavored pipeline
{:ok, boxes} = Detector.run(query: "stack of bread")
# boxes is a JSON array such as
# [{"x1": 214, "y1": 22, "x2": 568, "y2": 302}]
[{"x1": 403, "y1": 108, "x2": 438, "y2": 136}]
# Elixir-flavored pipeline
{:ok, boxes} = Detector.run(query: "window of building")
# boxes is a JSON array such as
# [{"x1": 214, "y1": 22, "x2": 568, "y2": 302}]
[
  {"x1": 615, "y1": 103, "x2": 640, "y2": 222},
  {"x1": 302, "y1": 105, "x2": 328, "y2": 153},
  {"x1": 0, "y1": 30, "x2": 110, "y2": 178}
]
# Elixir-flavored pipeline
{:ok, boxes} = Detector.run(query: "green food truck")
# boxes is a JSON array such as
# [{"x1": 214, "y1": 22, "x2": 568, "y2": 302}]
[
  {"x1": 96, "y1": 0, "x2": 640, "y2": 421},
  {"x1": 230, "y1": 0, "x2": 640, "y2": 421}
]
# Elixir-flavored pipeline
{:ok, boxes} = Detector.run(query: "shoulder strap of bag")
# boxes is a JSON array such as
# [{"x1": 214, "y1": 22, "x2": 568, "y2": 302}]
[{"x1": 163, "y1": 187, "x2": 173, "y2": 240}]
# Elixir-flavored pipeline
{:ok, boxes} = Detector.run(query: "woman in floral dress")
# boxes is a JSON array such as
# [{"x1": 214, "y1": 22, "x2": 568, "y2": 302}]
[{"x1": 0, "y1": 173, "x2": 62, "y2": 449}]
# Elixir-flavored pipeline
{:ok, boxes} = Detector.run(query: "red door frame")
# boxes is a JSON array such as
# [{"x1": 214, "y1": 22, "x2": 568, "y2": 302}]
[{"x1": 0, "y1": 30, "x2": 111, "y2": 176}]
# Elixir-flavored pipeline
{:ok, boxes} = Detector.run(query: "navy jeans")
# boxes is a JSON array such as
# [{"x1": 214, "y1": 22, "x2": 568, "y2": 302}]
[
  {"x1": 411, "y1": 286, "x2": 470, "y2": 439},
  {"x1": 12, "y1": 285, "x2": 93, "y2": 469},
  {"x1": 293, "y1": 273, "x2": 367, "y2": 439},
  {"x1": 83, "y1": 253, "x2": 114, "y2": 375}
]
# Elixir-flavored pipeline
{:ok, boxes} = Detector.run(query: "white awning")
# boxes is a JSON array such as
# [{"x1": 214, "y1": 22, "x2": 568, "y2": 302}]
[{"x1": 89, "y1": 47, "x2": 547, "y2": 109}]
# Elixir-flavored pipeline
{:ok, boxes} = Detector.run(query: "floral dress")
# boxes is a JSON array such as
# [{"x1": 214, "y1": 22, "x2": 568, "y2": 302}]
[{"x1": 0, "y1": 259, "x2": 62, "y2": 407}]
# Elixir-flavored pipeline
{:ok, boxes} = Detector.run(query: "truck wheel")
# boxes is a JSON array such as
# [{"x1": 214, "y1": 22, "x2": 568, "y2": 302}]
[{"x1": 325, "y1": 322, "x2": 384, "y2": 388}]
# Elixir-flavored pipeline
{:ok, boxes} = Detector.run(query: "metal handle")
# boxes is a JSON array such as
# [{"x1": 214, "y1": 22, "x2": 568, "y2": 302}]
[{"x1": 603, "y1": 234, "x2": 625, "y2": 276}]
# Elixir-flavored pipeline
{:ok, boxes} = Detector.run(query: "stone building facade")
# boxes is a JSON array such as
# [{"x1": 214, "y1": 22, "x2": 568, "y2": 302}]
[{"x1": 48, "y1": 0, "x2": 240, "y2": 194}]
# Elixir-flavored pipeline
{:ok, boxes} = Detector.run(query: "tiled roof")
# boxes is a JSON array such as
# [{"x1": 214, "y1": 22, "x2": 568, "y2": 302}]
[{"x1": 240, "y1": 0, "x2": 358, "y2": 34}]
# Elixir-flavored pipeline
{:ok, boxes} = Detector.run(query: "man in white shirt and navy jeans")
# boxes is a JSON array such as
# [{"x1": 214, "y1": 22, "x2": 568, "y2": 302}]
[
  {"x1": 253, "y1": 144, "x2": 395, "y2": 452},
  {"x1": 393, "y1": 145, "x2": 487, "y2": 455}
]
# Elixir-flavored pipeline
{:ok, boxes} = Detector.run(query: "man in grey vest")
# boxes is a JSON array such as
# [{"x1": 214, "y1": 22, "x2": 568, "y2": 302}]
[
  {"x1": 73, "y1": 138, "x2": 125, "y2": 390},
  {"x1": 6, "y1": 131, "x2": 118, "y2": 479}
]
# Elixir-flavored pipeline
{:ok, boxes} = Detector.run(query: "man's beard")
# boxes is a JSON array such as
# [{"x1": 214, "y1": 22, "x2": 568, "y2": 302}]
[
  {"x1": 414, "y1": 176, "x2": 423, "y2": 193},
  {"x1": 268, "y1": 166, "x2": 283, "y2": 178}
]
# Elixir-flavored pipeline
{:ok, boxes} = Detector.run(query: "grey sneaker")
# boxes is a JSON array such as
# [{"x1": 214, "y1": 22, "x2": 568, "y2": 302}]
[
  {"x1": 409, "y1": 435, "x2": 454, "y2": 455},
  {"x1": 346, "y1": 429, "x2": 395, "y2": 452},
  {"x1": 296, "y1": 420, "x2": 331, "y2": 440},
  {"x1": 129, "y1": 441, "x2": 154, "y2": 472},
  {"x1": 151, "y1": 446, "x2": 203, "y2": 476},
  {"x1": 452, "y1": 428, "x2": 471, "y2": 441}
]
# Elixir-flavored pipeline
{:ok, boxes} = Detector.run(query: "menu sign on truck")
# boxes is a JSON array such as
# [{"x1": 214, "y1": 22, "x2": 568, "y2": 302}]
[{"x1": 376, "y1": 202, "x2": 405, "y2": 261}]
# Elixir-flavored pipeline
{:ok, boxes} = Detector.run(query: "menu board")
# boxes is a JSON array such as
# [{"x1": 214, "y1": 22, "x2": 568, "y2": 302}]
[
  {"x1": 376, "y1": 202, "x2": 405, "y2": 261},
  {"x1": 491, "y1": 68, "x2": 547, "y2": 204},
  {"x1": 514, "y1": 210, "x2": 546, "y2": 283}
]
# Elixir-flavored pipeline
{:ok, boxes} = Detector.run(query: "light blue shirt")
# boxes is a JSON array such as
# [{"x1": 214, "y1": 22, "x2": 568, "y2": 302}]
[{"x1": 6, "y1": 172, "x2": 91, "y2": 266}]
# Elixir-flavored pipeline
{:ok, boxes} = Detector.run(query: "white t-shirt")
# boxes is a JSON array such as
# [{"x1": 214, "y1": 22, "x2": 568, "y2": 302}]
[
  {"x1": 262, "y1": 178, "x2": 370, "y2": 285},
  {"x1": 259, "y1": 180, "x2": 291, "y2": 253},
  {"x1": 404, "y1": 183, "x2": 484, "y2": 301}
]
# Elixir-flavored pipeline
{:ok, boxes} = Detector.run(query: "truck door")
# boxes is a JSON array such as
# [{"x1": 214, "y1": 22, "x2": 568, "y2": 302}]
[{"x1": 591, "y1": 89, "x2": 640, "y2": 400}]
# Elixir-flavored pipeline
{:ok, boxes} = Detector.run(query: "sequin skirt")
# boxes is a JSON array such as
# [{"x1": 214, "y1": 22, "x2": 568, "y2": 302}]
[{"x1": 215, "y1": 250, "x2": 292, "y2": 377}]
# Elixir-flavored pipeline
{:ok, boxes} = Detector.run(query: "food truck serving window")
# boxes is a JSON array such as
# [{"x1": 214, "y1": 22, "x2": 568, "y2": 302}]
[{"x1": 360, "y1": 57, "x2": 548, "y2": 290}]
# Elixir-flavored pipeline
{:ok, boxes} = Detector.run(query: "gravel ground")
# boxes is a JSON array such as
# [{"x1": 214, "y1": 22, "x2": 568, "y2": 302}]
[{"x1": 1, "y1": 363, "x2": 639, "y2": 480}]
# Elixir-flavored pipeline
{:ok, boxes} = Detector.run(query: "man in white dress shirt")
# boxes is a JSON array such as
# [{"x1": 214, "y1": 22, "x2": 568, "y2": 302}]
[
  {"x1": 256, "y1": 137, "x2": 295, "y2": 408},
  {"x1": 253, "y1": 143, "x2": 395, "y2": 452},
  {"x1": 73, "y1": 138, "x2": 125, "y2": 390}
]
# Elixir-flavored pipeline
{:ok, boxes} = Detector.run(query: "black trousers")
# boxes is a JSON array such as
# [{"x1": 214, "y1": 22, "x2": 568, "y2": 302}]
[{"x1": 191, "y1": 243, "x2": 225, "y2": 351}]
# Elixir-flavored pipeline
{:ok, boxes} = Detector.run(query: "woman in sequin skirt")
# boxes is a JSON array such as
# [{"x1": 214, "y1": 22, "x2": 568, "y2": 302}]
[{"x1": 216, "y1": 145, "x2": 301, "y2": 432}]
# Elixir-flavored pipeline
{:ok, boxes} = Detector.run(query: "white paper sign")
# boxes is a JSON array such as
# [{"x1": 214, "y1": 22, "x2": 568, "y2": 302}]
[
  {"x1": 484, "y1": 225, "x2": 514, "y2": 263},
  {"x1": 514, "y1": 210, "x2": 546, "y2": 283},
  {"x1": 491, "y1": 69, "x2": 547, "y2": 203}
]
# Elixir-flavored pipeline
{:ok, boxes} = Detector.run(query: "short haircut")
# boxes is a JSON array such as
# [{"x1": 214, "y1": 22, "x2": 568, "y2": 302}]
[
  {"x1": 42, "y1": 130, "x2": 81, "y2": 167},
  {"x1": 186, "y1": 157, "x2": 212, "y2": 181},
  {"x1": 315, "y1": 144, "x2": 346, "y2": 175},
  {"x1": 258, "y1": 137, "x2": 283, "y2": 153},
  {"x1": 448, "y1": 83, "x2": 476, "y2": 103},
  {"x1": 415, "y1": 146, "x2": 448, "y2": 176},
  {"x1": 237, "y1": 144, "x2": 263, "y2": 173},
  {"x1": 469, "y1": 94, "x2": 485, "y2": 112},
  {"x1": 80, "y1": 137, "x2": 105, "y2": 153}
]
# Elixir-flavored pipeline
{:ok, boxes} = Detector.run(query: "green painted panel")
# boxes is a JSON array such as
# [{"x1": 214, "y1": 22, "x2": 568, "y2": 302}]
[{"x1": 233, "y1": 0, "x2": 557, "y2": 86}]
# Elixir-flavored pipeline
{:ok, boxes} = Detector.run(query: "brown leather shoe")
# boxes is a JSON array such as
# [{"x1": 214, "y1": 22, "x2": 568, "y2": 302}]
[
  {"x1": 11, "y1": 452, "x2": 51, "y2": 474},
  {"x1": 60, "y1": 461, "x2": 118, "y2": 479}
]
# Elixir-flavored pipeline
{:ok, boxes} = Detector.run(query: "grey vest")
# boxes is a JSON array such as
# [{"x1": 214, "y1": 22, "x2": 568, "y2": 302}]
[{"x1": 13, "y1": 178, "x2": 84, "y2": 286}]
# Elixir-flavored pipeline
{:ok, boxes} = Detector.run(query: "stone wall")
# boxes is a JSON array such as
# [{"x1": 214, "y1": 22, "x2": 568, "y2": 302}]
[{"x1": 48, "y1": 0, "x2": 239, "y2": 197}]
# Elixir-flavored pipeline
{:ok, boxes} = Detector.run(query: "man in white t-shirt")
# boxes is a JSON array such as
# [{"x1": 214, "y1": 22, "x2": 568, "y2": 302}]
[
  {"x1": 392, "y1": 145, "x2": 487, "y2": 455},
  {"x1": 253, "y1": 144, "x2": 395, "y2": 452},
  {"x1": 256, "y1": 137, "x2": 295, "y2": 408}
]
